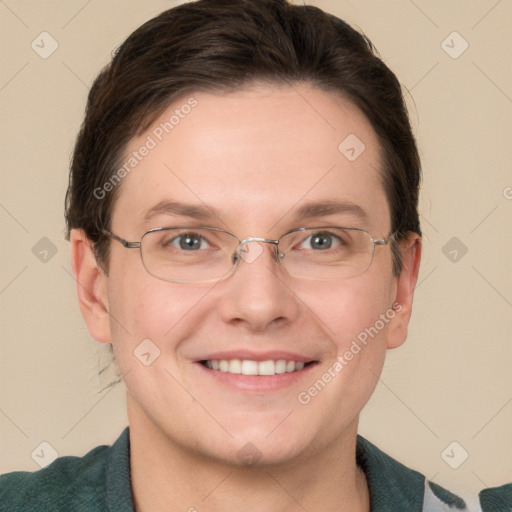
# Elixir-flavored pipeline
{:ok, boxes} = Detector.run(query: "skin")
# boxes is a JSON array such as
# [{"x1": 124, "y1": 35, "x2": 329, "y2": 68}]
[{"x1": 71, "y1": 83, "x2": 421, "y2": 512}]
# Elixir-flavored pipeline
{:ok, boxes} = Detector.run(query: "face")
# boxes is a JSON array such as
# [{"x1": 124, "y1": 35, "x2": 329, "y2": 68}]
[{"x1": 74, "y1": 83, "x2": 419, "y2": 466}]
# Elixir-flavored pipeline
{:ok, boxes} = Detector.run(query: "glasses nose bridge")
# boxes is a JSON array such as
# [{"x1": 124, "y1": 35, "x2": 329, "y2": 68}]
[
  {"x1": 237, "y1": 236, "x2": 279, "y2": 253},
  {"x1": 234, "y1": 236, "x2": 281, "y2": 263}
]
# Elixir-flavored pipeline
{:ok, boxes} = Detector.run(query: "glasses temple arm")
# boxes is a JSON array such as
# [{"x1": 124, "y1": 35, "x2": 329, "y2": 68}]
[{"x1": 103, "y1": 230, "x2": 141, "y2": 249}]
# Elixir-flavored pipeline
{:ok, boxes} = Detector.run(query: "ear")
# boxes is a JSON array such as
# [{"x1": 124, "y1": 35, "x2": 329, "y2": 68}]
[
  {"x1": 70, "y1": 229, "x2": 112, "y2": 344},
  {"x1": 386, "y1": 232, "x2": 422, "y2": 349}
]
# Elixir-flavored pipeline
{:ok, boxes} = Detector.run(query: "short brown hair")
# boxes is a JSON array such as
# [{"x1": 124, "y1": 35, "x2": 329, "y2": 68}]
[{"x1": 65, "y1": 0, "x2": 421, "y2": 275}]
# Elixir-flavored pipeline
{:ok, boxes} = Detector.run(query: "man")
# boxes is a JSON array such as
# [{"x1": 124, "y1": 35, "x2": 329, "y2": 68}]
[{"x1": 0, "y1": 1, "x2": 510, "y2": 510}]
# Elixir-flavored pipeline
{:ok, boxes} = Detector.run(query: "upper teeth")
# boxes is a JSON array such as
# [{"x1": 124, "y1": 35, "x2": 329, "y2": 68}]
[{"x1": 205, "y1": 359, "x2": 305, "y2": 376}]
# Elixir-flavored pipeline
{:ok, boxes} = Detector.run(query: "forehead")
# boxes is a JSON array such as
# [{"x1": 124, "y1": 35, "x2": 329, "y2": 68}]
[{"x1": 112, "y1": 84, "x2": 390, "y2": 236}]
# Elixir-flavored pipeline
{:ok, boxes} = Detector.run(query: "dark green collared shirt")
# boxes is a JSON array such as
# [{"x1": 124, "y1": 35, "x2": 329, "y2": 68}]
[{"x1": 0, "y1": 428, "x2": 510, "y2": 511}]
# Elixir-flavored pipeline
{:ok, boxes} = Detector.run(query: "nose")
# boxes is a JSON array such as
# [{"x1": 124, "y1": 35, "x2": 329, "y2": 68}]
[{"x1": 218, "y1": 240, "x2": 300, "y2": 332}]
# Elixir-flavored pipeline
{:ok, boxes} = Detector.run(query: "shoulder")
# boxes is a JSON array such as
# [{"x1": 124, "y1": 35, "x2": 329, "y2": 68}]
[
  {"x1": 357, "y1": 436, "x2": 512, "y2": 511},
  {"x1": 479, "y1": 483, "x2": 512, "y2": 512},
  {"x1": 0, "y1": 445, "x2": 112, "y2": 511},
  {"x1": 0, "y1": 428, "x2": 131, "y2": 512},
  {"x1": 356, "y1": 435, "x2": 470, "y2": 511}
]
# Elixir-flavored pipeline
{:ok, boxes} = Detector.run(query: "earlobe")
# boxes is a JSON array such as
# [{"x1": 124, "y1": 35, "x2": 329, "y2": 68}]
[
  {"x1": 386, "y1": 233, "x2": 422, "y2": 349},
  {"x1": 70, "y1": 229, "x2": 112, "y2": 344}
]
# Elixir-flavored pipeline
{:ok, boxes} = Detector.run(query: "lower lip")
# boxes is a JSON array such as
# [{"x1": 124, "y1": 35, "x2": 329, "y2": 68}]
[{"x1": 195, "y1": 362, "x2": 317, "y2": 392}]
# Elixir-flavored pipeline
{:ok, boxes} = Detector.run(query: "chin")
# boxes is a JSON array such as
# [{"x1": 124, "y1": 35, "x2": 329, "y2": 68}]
[
  {"x1": 212, "y1": 440, "x2": 307, "y2": 469},
  {"x1": 208, "y1": 422, "x2": 316, "y2": 468}
]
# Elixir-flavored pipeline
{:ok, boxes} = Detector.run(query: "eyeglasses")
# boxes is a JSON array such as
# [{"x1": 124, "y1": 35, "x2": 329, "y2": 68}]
[{"x1": 102, "y1": 226, "x2": 395, "y2": 283}]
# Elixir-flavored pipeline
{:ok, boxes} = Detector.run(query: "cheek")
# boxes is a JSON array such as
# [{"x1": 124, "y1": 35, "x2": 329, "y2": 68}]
[
  {"x1": 291, "y1": 284, "x2": 392, "y2": 441},
  {"x1": 106, "y1": 272, "x2": 216, "y2": 364},
  {"x1": 298, "y1": 278, "x2": 393, "y2": 397},
  {"x1": 302, "y1": 277, "x2": 394, "y2": 349}
]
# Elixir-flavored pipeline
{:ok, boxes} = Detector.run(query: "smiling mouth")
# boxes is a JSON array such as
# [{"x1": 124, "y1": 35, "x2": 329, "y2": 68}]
[{"x1": 200, "y1": 359, "x2": 316, "y2": 376}]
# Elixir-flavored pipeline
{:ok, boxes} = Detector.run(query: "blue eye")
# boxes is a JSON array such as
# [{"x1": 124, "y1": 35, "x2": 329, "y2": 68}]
[
  {"x1": 300, "y1": 231, "x2": 343, "y2": 250},
  {"x1": 169, "y1": 232, "x2": 210, "y2": 251}
]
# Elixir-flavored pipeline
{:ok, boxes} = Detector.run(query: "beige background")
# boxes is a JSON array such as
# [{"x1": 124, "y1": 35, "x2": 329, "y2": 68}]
[{"x1": 1, "y1": 0, "x2": 511, "y2": 500}]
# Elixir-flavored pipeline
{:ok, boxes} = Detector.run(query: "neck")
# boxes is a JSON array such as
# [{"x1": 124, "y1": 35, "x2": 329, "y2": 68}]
[{"x1": 127, "y1": 396, "x2": 370, "y2": 512}]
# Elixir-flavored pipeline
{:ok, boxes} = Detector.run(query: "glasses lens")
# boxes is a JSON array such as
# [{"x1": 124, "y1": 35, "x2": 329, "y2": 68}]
[
  {"x1": 139, "y1": 227, "x2": 375, "y2": 283},
  {"x1": 140, "y1": 228, "x2": 237, "y2": 283},
  {"x1": 279, "y1": 227, "x2": 373, "y2": 280}
]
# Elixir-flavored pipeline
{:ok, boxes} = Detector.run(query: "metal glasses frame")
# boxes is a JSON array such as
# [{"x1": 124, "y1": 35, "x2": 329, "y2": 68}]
[{"x1": 102, "y1": 226, "x2": 395, "y2": 283}]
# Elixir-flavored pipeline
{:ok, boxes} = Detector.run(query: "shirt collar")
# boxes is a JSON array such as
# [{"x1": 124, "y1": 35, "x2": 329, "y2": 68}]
[{"x1": 356, "y1": 434, "x2": 426, "y2": 511}]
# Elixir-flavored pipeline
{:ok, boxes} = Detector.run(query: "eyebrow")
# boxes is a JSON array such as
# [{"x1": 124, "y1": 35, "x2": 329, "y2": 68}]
[
  {"x1": 142, "y1": 200, "x2": 218, "y2": 222},
  {"x1": 293, "y1": 199, "x2": 367, "y2": 221},
  {"x1": 142, "y1": 198, "x2": 367, "y2": 223}
]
